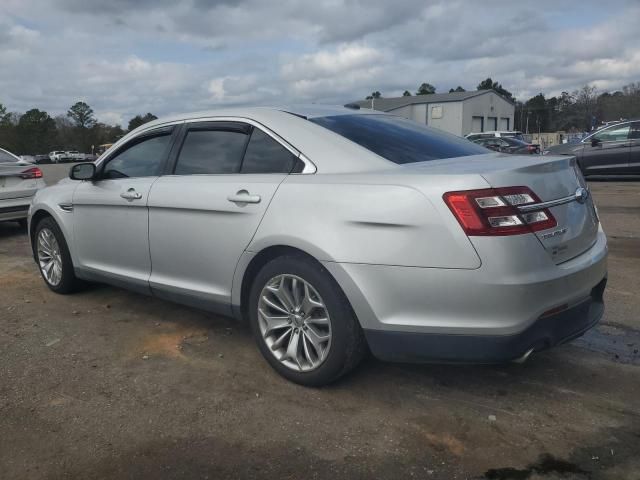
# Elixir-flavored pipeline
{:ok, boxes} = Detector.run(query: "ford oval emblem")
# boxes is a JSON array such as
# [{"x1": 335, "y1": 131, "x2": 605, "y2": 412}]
[{"x1": 575, "y1": 187, "x2": 589, "y2": 204}]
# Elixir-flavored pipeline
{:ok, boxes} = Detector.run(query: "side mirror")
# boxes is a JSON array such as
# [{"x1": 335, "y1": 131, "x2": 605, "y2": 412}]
[
  {"x1": 591, "y1": 138, "x2": 602, "y2": 147},
  {"x1": 70, "y1": 162, "x2": 96, "y2": 181}
]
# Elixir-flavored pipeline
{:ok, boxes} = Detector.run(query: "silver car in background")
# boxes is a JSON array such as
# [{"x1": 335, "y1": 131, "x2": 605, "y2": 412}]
[
  {"x1": 0, "y1": 147, "x2": 45, "y2": 226},
  {"x1": 28, "y1": 106, "x2": 607, "y2": 386}
]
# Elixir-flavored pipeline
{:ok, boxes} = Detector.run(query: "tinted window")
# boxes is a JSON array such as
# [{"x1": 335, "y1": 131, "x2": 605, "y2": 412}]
[
  {"x1": 0, "y1": 149, "x2": 18, "y2": 163},
  {"x1": 310, "y1": 115, "x2": 487, "y2": 164},
  {"x1": 103, "y1": 133, "x2": 171, "y2": 179},
  {"x1": 175, "y1": 129, "x2": 248, "y2": 175},
  {"x1": 592, "y1": 124, "x2": 630, "y2": 142},
  {"x1": 630, "y1": 122, "x2": 640, "y2": 140},
  {"x1": 241, "y1": 128, "x2": 297, "y2": 174}
]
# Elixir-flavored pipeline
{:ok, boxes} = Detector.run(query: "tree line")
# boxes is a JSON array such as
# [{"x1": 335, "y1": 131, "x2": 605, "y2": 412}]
[
  {"x1": 0, "y1": 101, "x2": 158, "y2": 155},
  {"x1": 365, "y1": 78, "x2": 640, "y2": 132}
]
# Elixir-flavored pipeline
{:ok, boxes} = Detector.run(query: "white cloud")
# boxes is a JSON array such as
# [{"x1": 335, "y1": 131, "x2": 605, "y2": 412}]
[{"x1": 0, "y1": 0, "x2": 638, "y2": 124}]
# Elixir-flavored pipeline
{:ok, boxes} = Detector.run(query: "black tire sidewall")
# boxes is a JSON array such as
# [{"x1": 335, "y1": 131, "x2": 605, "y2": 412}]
[
  {"x1": 34, "y1": 217, "x2": 78, "y2": 294},
  {"x1": 248, "y1": 254, "x2": 362, "y2": 386}
]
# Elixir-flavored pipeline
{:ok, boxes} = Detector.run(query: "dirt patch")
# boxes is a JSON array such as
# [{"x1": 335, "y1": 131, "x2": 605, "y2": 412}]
[{"x1": 136, "y1": 325, "x2": 209, "y2": 360}]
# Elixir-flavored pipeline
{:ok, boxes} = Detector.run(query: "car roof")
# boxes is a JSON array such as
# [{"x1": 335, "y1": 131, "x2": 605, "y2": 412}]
[{"x1": 138, "y1": 105, "x2": 382, "y2": 127}]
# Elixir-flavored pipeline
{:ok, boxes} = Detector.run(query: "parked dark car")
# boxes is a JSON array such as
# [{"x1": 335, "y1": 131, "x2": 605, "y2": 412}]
[
  {"x1": 545, "y1": 120, "x2": 640, "y2": 176},
  {"x1": 473, "y1": 136, "x2": 540, "y2": 154},
  {"x1": 34, "y1": 154, "x2": 53, "y2": 164}
]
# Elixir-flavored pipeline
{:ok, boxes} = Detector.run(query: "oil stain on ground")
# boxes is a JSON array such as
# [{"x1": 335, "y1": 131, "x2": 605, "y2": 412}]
[
  {"x1": 484, "y1": 454, "x2": 588, "y2": 479},
  {"x1": 574, "y1": 323, "x2": 640, "y2": 365}
]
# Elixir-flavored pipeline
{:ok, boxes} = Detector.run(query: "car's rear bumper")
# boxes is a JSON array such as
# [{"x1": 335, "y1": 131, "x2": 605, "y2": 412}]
[
  {"x1": 363, "y1": 277, "x2": 605, "y2": 363},
  {"x1": 323, "y1": 227, "x2": 608, "y2": 363}
]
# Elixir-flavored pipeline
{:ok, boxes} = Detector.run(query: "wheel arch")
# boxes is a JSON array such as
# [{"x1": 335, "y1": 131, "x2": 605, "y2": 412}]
[
  {"x1": 29, "y1": 206, "x2": 75, "y2": 263},
  {"x1": 29, "y1": 208, "x2": 55, "y2": 257},
  {"x1": 236, "y1": 245, "x2": 322, "y2": 322}
]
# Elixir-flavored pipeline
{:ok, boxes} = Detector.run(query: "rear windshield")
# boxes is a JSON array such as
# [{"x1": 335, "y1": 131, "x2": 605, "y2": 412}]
[{"x1": 310, "y1": 114, "x2": 487, "y2": 164}]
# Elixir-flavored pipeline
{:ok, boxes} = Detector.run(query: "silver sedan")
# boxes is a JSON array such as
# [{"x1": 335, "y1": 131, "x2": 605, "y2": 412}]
[
  {"x1": 28, "y1": 106, "x2": 607, "y2": 386},
  {"x1": 1, "y1": 147, "x2": 46, "y2": 226}
]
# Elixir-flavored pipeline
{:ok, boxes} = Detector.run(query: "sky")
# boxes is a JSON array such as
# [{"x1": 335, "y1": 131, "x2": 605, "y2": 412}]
[{"x1": 1, "y1": 0, "x2": 639, "y2": 126}]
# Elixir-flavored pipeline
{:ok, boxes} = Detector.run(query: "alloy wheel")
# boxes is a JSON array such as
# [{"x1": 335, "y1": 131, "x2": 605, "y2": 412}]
[
  {"x1": 258, "y1": 274, "x2": 332, "y2": 372},
  {"x1": 37, "y1": 228, "x2": 63, "y2": 286}
]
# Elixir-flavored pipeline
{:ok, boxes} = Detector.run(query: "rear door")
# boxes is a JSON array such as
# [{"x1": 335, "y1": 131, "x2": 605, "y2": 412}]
[
  {"x1": 628, "y1": 122, "x2": 640, "y2": 174},
  {"x1": 72, "y1": 126, "x2": 177, "y2": 291},
  {"x1": 147, "y1": 120, "x2": 301, "y2": 312},
  {"x1": 580, "y1": 123, "x2": 630, "y2": 175}
]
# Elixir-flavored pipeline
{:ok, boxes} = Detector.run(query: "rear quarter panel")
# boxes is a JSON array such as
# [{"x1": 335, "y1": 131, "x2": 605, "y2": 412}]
[{"x1": 248, "y1": 173, "x2": 485, "y2": 269}]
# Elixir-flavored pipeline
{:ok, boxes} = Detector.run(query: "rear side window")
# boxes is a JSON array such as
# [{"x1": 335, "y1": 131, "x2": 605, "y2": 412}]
[
  {"x1": 310, "y1": 115, "x2": 487, "y2": 164},
  {"x1": 175, "y1": 129, "x2": 248, "y2": 175},
  {"x1": 241, "y1": 128, "x2": 298, "y2": 174}
]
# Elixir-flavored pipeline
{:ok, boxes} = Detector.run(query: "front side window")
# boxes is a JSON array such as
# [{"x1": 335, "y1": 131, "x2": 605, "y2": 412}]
[
  {"x1": 591, "y1": 124, "x2": 630, "y2": 143},
  {"x1": 311, "y1": 114, "x2": 487, "y2": 164},
  {"x1": 241, "y1": 128, "x2": 298, "y2": 174},
  {"x1": 175, "y1": 129, "x2": 248, "y2": 175},
  {"x1": 102, "y1": 133, "x2": 172, "y2": 179},
  {"x1": 630, "y1": 122, "x2": 640, "y2": 140}
]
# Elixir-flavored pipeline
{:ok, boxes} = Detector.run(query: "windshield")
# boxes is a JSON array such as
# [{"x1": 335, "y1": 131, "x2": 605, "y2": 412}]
[{"x1": 310, "y1": 114, "x2": 488, "y2": 164}]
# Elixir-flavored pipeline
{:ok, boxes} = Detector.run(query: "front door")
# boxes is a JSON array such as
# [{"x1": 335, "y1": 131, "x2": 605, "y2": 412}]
[
  {"x1": 147, "y1": 121, "x2": 301, "y2": 313},
  {"x1": 72, "y1": 126, "x2": 176, "y2": 292}
]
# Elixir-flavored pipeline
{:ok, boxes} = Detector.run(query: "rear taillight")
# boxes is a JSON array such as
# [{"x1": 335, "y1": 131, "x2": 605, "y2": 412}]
[
  {"x1": 20, "y1": 167, "x2": 43, "y2": 179},
  {"x1": 443, "y1": 186, "x2": 557, "y2": 236}
]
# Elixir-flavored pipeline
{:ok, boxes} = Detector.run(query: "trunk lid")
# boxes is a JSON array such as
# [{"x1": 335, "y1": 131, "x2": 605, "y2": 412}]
[
  {"x1": 477, "y1": 155, "x2": 599, "y2": 264},
  {"x1": 0, "y1": 164, "x2": 40, "y2": 200},
  {"x1": 400, "y1": 153, "x2": 599, "y2": 264}
]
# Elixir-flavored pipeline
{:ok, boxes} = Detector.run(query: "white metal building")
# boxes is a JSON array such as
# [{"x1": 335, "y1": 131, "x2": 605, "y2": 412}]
[{"x1": 354, "y1": 90, "x2": 515, "y2": 136}]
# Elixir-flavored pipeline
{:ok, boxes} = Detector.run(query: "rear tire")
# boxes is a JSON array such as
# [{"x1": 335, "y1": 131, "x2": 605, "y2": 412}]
[
  {"x1": 34, "y1": 216, "x2": 82, "y2": 294},
  {"x1": 249, "y1": 254, "x2": 366, "y2": 386}
]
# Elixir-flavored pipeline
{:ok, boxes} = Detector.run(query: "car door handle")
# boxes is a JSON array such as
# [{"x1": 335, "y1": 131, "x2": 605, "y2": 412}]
[
  {"x1": 120, "y1": 188, "x2": 143, "y2": 200},
  {"x1": 227, "y1": 190, "x2": 261, "y2": 204}
]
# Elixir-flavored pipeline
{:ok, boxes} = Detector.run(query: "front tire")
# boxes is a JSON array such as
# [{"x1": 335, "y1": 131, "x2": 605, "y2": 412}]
[
  {"x1": 249, "y1": 254, "x2": 366, "y2": 386},
  {"x1": 34, "y1": 216, "x2": 82, "y2": 294}
]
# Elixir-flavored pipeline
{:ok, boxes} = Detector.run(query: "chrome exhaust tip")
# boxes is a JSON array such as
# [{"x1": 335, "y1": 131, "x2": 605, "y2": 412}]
[{"x1": 512, "y1": 348, "x2": 535, "y2": 364}]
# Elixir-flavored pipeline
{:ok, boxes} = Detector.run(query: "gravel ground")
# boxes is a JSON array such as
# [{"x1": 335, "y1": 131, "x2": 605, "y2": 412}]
[{"x1": 1, "y1": 180, "x2": 639, "y2": 480}]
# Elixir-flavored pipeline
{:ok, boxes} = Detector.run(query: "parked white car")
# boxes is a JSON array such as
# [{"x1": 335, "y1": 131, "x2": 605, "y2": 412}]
[
  {"x1": 49, "y1": 151, "x2": 67, "y2": 163},
  {"x1": 66, "y1": 151, "x2": 83, "y2": 161}
]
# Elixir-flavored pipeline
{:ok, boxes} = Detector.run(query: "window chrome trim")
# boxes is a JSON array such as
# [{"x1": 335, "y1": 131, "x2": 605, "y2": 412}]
[{"x1": 183, "y1": 116, "x2": 317, "y2": 174}]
